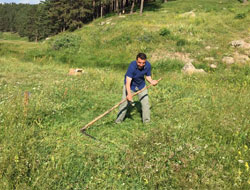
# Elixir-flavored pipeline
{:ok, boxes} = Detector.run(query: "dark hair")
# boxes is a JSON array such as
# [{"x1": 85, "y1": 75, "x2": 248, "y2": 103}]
[{"x1": 136, "y1": 53, "x2": 147, "y2": 60}]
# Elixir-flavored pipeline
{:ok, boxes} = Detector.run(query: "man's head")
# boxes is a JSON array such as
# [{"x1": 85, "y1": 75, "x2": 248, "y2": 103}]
[{"x1": 136, "y1": 53, "x2": 147, "y2": 70}]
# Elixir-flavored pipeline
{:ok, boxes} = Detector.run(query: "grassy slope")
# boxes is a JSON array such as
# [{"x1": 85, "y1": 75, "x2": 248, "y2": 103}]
[{"x1": 0, "y1": 0, "x2": 250, "y2": 189}]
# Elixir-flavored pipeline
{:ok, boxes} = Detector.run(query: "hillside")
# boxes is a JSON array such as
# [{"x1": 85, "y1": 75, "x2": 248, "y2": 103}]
[{"x1": 0, "y1": 0, "x2": 250, "y2": 189}]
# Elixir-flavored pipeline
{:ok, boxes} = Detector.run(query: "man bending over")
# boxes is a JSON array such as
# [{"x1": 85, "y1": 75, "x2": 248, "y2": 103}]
[{"x1": 116, "y1": 53, "x2": 158, "y2": 124}]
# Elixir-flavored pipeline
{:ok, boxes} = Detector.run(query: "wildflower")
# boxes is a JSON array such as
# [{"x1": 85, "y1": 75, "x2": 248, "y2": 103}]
[
  {"x1": 14, "y1": 155, "x2": 19, "y2": 163},
  {"x1": 245, "y1": 162, "x2": 249, "y2": 171},
  {"x1": 238, "y1": 169, "x2": 242, "y2": 176},
  {"x1": 244, "y1": 145, "x2": 248, "y2": 151},
  {"x1": 238, "y1": 151, "x2": 241, "y2": 156}
]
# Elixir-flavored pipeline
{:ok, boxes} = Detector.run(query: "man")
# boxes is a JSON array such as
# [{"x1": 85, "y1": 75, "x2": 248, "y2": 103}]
[{"x1": 115, "y1": 53, "x2": 158, "y2": 124}]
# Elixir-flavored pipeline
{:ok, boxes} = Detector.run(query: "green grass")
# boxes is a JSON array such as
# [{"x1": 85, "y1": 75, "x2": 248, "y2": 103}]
[
  {"x1": 0, "y1": 0, "x2": 250, "y2": 189},
  {"x1": 0, "y1": 32, "x2": 28, "y2": 41}
]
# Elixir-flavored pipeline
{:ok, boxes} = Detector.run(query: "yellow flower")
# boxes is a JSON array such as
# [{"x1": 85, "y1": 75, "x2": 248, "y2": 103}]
[
  {"x1": 244, "y1": 145, "x2": 248, "y2": 151},
  {"x1": 238, "y1": 151, "x2": 241, "y2": 156},
  {"x1": 245, "y1": 162, "x2": 249, "y2": 171},
  {"x1": 14, "y1": 155, "x2": 19, "y2": 163}
]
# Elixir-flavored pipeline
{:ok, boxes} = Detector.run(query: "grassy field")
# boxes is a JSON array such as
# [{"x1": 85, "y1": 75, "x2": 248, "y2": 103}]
[{"x1": 1, "y1": 0, "x2": 250, "y2": 189}]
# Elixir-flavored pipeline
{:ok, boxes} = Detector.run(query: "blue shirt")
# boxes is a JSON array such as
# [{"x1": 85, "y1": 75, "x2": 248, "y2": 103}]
[{"x1": 124, "y1": 60, "x2": 151, "y2": 91}]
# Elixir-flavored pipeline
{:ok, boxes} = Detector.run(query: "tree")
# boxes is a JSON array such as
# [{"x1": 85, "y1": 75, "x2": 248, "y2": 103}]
[
  {"x1": 130, "y1": 0, "x2": 135, "y2": 14},
  {"x1": 140, "y1": 0, "x2": 144, "y2": 15}
]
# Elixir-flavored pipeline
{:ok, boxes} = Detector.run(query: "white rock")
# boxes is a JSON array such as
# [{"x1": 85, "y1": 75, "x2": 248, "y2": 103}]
[
  {"x1": 234, "y1": 52, "x2": 250, "y2": 63},
  {"x1": 231, "y1": 40, "x2": 245, "y2": 47},
  {"x1": 205, "y1": 46, "x2": 211, "y2": 50},
  {"x1": 210, "y1": 64, "x2": 217, "y2": 69},
  {"x1": 222, "y1": 57, "x2": 234, "y2": 64},
  {"x1": 181, "y1": 11, "x2": 196, "y2": 18},
  {"x1": 231, "y1": 40, "x2": 250, "y2": 49},
  {"x1": 204, "y1": 57, "x2": 215, "y2": 61},
  {"x1": 182, "y1": 63, "x2": 205, "y2": 74},
  {"x1": 182, "y1": 62, "x2": 196, "y2": 71}
]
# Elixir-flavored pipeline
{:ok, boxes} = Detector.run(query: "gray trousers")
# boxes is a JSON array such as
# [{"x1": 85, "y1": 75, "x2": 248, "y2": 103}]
[{"x1": 116, "y1": 85, "x2": 150, "y2": 123}]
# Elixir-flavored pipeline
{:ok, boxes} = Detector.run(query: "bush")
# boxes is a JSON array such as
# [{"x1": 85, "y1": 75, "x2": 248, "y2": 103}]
[
  {"x1": 176, "y1": 39, "x2": 187, "y2": 46},
  {"x1": 159, "y1": 28, "x2": 171, "y2": 37},
  {"x1": 51, "y1": 34, "x2": 81, "y2": 50},
  {"x1": 234, "y1": 13, "x2": 246, "y2": 19}
]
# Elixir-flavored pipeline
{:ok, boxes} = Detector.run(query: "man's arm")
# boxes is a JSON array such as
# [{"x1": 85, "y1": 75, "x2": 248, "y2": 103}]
[
  {"x1": 146, "y1": 76, "x2": 158, "y2": 86},
  {"x1": 126, "y1": 76, "x2": 133, "y2": 101}
]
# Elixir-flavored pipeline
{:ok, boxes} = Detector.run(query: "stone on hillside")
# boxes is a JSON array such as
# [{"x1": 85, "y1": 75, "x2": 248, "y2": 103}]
[
  {"x1": 231, "y1": 40, "x2": 245, "y2": 47},
  {"x1": 222, "y1": 57, "x2": 234, "y2": 65},
  {"x1": 205, "y1": 46, "x2": 211, "y2": 50},
  {"x1": 182, "y1": 63, "x2": 205, "y2": 74},
  {"x1": 69, "y1": 68, "x2": 84, "y2": 76},
  {"x1": 210, "y1": 64, "x2": 217, "y2": 69},
  {"x1": 234, "y1": 52, "x2": 250, "y2": 64},
  {"x1": 204, "y1": 57, "x2": 215, "y2": 61},
  {"x1": 243, "y1": 43, "x2": 250, "y2": 49},
  {"x1": 181, "y1": 11, "x2": 196, "y2": 18},
  {"x1": 245, "y1": 50, "x2": 250, "y2": 56},
  {"x1": 231, "y1": 40, "x2": 250, "y2": 49},
  {"x1": 182, "y1": 62, "x2": 195, "y2": 70}
]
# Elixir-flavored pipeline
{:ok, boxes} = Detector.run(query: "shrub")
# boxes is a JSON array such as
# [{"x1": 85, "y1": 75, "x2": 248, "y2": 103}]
[
  {"x1": 51, "y1": 34, "x2": 81, "y2": 50},
  {"x1": 159, "y1": 28, "x2": 171, "y2": 37},
  {"x1": 176, "y1": 39, "x2": 187, "y2": 46},
  {"x1": 234, "y1": 13, "x2": 246, "y2": 19}
]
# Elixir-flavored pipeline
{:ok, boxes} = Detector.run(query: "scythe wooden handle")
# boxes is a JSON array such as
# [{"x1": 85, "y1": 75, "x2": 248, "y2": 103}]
[{"x1": 80, "y1": 78, "x2": 162, "y2": 132}]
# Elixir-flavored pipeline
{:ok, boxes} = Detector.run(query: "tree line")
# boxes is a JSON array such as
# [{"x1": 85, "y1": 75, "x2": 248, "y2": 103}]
[
  {"x1": 1, "y1": 0, "x2": 246, "y2": 41},
  {"x1": 0, "y1": 0, "x2": 162, "y2": 41}
]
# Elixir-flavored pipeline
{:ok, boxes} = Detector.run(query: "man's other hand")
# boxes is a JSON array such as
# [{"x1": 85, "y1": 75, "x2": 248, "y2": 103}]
[{"x1": 151, "y1": 80, "x2": 158, "y2": 86}]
